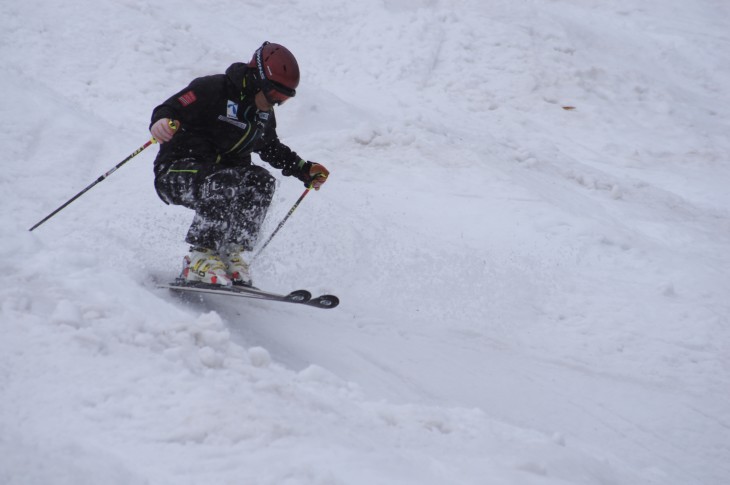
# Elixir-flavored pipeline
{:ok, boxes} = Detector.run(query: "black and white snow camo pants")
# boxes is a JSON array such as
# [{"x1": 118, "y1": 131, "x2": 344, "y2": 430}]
[{"x1": 154, "y1": 158, "x2": 276, "y2": 251}]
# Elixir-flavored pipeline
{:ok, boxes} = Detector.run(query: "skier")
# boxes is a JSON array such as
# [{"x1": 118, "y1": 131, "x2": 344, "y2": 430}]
[{"x1": 149, "y1": 42, "x2": 329, "y2": 287}]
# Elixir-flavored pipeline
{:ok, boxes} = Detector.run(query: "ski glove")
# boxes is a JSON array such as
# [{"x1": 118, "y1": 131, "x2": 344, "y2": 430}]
[
  {"x1": 151, "y1": 118, "x2": 180, "y2": 143},
  {"x1": 297, "y1": 161, "x2": 329, "y2": 190}
]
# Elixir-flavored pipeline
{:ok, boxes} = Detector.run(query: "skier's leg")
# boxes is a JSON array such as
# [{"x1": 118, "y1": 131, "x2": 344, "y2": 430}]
[
  {"x1": 154, "y1": 158, "x2": 207, "y2": 207},
  {"x1": 155, "y1": 162, "x2": 275, "y2": 285},
  {"x1": 224, "y1": 164, "x2": 276, "y2": 250},
  {"x1": 154, "y1": 159, "x2": 232, "y2": 285}
]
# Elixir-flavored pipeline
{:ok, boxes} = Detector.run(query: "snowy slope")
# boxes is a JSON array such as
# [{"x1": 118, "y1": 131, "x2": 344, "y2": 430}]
[{"x1": 1, "y1": 0, "x2": 729, "y2": 484}]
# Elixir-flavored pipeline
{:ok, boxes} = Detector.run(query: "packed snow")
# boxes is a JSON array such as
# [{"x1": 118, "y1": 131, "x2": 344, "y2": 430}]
[{"x1": 1, "y1": 0, "x2": 729, "y2": 484}]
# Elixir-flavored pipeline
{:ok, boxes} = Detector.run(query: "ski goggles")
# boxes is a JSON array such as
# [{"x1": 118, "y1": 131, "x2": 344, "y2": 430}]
[{"x1": 262, "y1": 80, "x2": 296, "y2": 105}]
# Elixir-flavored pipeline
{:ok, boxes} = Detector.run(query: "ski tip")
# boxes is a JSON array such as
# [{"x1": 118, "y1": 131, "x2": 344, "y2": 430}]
[{"x1": 310, "y1": 294, "x2": 339, "y2": 309}]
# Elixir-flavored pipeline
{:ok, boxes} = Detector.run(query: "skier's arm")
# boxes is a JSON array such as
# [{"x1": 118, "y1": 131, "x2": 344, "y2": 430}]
[
  {"x1": 255, "y1": 120, "x2": 330, "y2": 190},
  {"x1": 149, "y1": 76, "x2": 219, "y2": 141}
]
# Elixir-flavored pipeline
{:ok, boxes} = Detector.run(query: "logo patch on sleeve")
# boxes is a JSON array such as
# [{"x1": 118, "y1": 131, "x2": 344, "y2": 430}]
[{"x1": 178, "y1": 91, "x2": 197, "y2": 107}]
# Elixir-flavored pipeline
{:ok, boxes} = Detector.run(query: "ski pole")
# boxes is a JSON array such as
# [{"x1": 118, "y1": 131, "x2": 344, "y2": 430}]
[
  {"x1": 29, "y1": 138, "x2": 157, "y2": 232},
  {"x1": 252, "y1": 186, "x2": 312, "y2": 261}
]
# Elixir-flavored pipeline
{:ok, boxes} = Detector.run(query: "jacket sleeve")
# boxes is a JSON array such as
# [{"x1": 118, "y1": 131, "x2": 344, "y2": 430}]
[
  {"x1": 254, "y1": 112, "x2": 311, "y2": 178},
  {"x1": 149, "y1": 75, "x2": 220, "y2": 130}
]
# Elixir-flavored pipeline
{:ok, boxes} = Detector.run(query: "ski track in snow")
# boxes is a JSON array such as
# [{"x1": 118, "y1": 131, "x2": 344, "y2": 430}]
[{"x1": 1, "y1": 0, "x2": 729, "y2": 484}]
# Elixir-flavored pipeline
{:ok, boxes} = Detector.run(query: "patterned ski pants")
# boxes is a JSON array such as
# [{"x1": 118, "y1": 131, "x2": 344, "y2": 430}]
[{"x1": 154, "y1": 158, "x2": 276, "y2": 251}]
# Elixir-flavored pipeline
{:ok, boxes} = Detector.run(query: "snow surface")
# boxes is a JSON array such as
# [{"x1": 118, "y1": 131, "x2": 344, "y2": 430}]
[{"x1": 1, "y1": 0, "x2": 729, "y2": 484}]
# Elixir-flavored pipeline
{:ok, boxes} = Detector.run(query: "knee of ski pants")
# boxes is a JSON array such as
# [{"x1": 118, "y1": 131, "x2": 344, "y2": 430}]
[
  {"x1": 200, "y1": 166, "x2": 276, "y2": 204},
  {"x1": 154, "y1": 158, "x2": 206, "y2": 208},
  {"x1": 242, "y1": 165, "x2": 276, "y2": 201}
]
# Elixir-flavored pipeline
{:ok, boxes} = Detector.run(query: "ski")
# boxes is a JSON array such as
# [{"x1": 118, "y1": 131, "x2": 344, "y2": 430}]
[{"x1": 158, "y1": 279, "x2": 339, "y2": 310}]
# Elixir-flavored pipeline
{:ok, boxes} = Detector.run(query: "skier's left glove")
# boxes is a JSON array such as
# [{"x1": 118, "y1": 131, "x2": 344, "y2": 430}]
[{"x1": 297, "y1": 161, "x2": 329, "y2": 190}]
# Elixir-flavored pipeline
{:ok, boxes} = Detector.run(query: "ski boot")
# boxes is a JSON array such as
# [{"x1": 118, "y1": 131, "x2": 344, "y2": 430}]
[
  {"x1": 221, "y1": 246, "x2": 253, "y2": 287},
  {"x1": 181, "y1": 247, "x2": 232, "y2": 286}
]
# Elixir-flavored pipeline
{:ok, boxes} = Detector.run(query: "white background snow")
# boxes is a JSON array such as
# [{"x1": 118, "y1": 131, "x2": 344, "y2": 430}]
[{"x1": 1, "y1": 0, "x2": 729, "y2": 483}]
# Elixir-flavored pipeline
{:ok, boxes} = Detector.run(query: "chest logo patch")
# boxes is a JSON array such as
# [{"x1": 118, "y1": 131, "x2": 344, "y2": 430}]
[{"x1": 227, "y1": 100, "x2": 239, "y2": 119}]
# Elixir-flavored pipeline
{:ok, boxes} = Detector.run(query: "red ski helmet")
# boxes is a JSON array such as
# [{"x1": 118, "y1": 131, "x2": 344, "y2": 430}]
[{"x1": 249, "y1": 42, "x2": 299, "y2": 104}]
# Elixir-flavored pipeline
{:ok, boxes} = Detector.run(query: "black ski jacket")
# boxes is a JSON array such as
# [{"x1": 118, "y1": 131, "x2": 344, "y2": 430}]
[{"x1": 150, "y1": 63, "x2": 307, "y2": 179}]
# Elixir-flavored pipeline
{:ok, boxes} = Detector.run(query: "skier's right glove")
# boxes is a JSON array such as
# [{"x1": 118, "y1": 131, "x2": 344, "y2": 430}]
[{"x1": 151, "y1": 118, "x2": 180, "y2": 143}]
